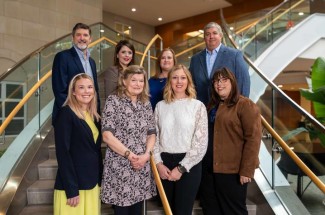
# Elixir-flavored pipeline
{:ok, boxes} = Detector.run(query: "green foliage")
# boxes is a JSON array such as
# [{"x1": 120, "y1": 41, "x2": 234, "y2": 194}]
[{"x1": 299, "y1": 57, "x2": 325, "y2": 147}]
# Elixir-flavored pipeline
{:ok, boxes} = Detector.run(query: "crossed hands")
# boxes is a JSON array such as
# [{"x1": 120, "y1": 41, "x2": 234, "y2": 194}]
[
  {"x1": 129, "y1": 151, "x2": 150, "y2": 171},
  {"x1": 157, "y1": 163, "x2": 182, "y2": 181}
]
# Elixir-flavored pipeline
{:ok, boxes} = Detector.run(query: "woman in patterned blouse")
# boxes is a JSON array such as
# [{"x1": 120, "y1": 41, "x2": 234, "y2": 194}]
[
  {"x1": 153, "y1": 64, "x2": 208, "y2": 215},
  {"x1": 101, "y1": 65, "x2": 157, "y2": 215}
]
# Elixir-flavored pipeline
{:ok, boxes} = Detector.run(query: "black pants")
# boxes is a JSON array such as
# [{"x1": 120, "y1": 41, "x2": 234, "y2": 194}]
[
  {"x1": 114, "y1": 201, "x2": 143, "y2": 215},
  {"x1": 161, "y1": 152, "x2": 202, "y2": 215},
  {"x1": 200, "y1": 172, "x2": 248, "y2": 215}
]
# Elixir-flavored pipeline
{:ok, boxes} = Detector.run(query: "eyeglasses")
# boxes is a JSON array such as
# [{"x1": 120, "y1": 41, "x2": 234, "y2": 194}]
[{"x1": 213, "y1": 77, "x2": 228, "y2": 84}]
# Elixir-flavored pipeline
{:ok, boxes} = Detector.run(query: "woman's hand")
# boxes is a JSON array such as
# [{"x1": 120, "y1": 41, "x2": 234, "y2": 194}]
[
  {"x1": 129, "y1": 152, "x2": 149, "y2": 170},
  {"x1": 240, "y1": 175, "x2": 251, "y2": 185},
  {"x1": 66, "y1": 195, "x2": 80, "y2": 207},
  {"x1": 157, "y1": 162, "x2": 171, "y2": 180},
  {"x1": 167, "y1": 167, "x2": 182, "y2": 181}
]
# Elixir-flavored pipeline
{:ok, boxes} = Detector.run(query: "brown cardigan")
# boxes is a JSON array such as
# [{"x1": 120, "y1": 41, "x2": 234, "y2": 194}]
[
  {"x1": 213, "y1": 96, "x2": 262, "y2": 178},
  {"x1": 104, "y1": 66, "x2": 121, "y2": 98}
]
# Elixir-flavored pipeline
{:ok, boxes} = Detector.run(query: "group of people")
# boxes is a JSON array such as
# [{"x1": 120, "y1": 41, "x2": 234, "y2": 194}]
[{"x1": 51, "y1": 21, "x2": 262, "y2": 215}]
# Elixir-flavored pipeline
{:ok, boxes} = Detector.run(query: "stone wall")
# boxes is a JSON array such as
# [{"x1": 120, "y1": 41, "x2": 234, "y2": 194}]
[{"x1": 0, "y1": 0, "x2": 102, "y2": 76}]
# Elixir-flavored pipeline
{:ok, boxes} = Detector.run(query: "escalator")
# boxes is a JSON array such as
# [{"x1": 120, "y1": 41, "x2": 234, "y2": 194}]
[{"x1": 1, "y1": 1, "x2": 325, "y2": 214}]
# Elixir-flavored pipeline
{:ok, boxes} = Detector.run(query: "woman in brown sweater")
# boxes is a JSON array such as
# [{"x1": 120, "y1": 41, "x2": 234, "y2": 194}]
[{"x1": 204, "y1": 67, "x2": 262, "y2": 215}]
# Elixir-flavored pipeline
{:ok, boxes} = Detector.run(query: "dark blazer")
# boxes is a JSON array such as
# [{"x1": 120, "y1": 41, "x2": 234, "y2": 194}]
[
  {"x1": 52, "y1": 47, "x2": 100, "y2": 124},
  {"x1": 54, "y1": 106, "x2": 103, "y2": 199},
  {"x1": 189, "y1": 44, "x2": 250, "y2": 105}
]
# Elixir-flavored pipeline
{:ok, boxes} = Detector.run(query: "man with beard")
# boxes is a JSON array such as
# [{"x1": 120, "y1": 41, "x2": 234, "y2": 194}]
[{"x1": 52, "y1": 23, "x2": 100, "y2": 125}]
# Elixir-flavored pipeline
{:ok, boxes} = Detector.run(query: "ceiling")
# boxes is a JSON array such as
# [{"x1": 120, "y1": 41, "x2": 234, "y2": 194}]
[{"x1": 103, "y1": 0, "x2": 231, "y2": 26}]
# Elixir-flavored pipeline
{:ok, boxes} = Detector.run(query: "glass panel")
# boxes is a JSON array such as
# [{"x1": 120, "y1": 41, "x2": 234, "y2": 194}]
[
  {"x1": 6, "y1": 84, "x2": 23, "y2": 99},
  {"x1": 5, "y1": 119, "x2": 24, "y2": 135},
  {"x1": 5, "y1": 102, "x2": 23, "y2": 117}
]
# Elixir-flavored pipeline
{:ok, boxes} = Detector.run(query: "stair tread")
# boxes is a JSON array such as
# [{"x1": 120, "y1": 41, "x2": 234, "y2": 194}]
[
  {"x1": 28, "y1": 180, "x2": 55, "y2": 191},
  {"x1": 38, "y1": 159, "x2": 57, "y2": 167}
]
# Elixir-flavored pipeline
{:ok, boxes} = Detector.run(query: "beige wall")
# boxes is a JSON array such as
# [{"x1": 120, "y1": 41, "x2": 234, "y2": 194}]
[
  {"x1": 0, "y1": 0, "x2": 102, "y2": 76},
  {"x1": 103, "y1": 11, "x2": 155, "y2": 45}
]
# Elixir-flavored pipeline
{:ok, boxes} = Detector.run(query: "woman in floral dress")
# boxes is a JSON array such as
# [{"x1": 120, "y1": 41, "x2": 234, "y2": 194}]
[{"x1": 101, "y1": 65, "x2": 156, "y2": 215}]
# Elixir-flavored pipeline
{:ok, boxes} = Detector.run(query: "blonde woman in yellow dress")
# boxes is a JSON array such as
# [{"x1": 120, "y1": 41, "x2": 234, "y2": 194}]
[{"x1": 53, "y1": 73, "x2": 102, "y2": 215}]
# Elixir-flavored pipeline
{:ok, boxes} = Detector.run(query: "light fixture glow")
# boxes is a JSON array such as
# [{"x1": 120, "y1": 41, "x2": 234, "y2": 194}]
[
  {"x1": 131, "y1": 8, "x2": 136, "y2": 12},
  {"x1": 158, "y1": 17, "x2": 162, "y2": 21},
  {"x1": 100, "y1": 29, "x2": 104, "y2": 33},
  {"x1": 298, "y1": 12, "x2": 304, "y2": 16},
  {"x1": 229, "y1": 27, "x2": 234, "y2": 30}
]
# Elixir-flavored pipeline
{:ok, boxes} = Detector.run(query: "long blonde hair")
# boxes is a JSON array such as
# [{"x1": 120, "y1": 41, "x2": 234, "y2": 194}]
[
  {"x1": 117, "y1": 65, "x2": 150, "y2": 103},
  {"x1": 163, "y1": 64, "x2": 196, "y2": 103},
  {"x1": 63, "y1": 73, "x2": 100, "y2": 122}
]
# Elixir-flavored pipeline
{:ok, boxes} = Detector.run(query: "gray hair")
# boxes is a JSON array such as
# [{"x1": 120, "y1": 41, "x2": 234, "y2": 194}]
[{"x1": 204, "y1": 22, "x2": 223, "y2": 36}]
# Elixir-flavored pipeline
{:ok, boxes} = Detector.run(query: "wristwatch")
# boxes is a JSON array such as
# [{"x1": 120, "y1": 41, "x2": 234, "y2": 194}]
[
  {"x1": 124, "y1": 150, "x2": 130, "y2": 158},
  {"x1": 177, "y1": 164, "x2": 187, "y2": 174}
]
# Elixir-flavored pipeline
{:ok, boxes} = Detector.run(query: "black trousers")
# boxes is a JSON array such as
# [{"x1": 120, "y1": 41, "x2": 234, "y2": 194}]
[
  {"x1": 200, "y1": 171, "x2": 248, "y2": 215},
  {"x1": 113, "y1": 201, "x2": 143, "y2": 215},
  {"x1": 161, "y1": 152, "x2": 202, "y2": 215}
]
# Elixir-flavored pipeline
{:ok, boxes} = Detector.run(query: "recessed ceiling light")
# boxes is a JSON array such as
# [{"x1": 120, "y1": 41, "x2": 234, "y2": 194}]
[
  {"x1": 158, "y1": 17, "x2": 162, "y2": 21},
  {"x1": 100, "y1": 29, "x2": 105, "y2": 33},
  {"x1": 131, "y1": 8, "x2": 136, "y2": 12},
  {"x1": 229, "y1": 27, "x2": 234, "y2": 30},
  {"x1": 298, "y1": 12, "x2": 304, "y2": 16}
]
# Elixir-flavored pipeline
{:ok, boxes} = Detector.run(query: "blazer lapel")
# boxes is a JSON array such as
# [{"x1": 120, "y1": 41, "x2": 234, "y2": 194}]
[
  {"x1": 70, "y1": 47, "x2": 85, "y2": 74},
  {"x1": 199, "y1": 50, "x2": 209, "y2": 80}
]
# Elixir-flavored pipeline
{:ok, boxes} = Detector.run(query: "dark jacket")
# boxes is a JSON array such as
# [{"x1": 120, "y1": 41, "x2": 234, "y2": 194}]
[
  {"x1": 52, "y1": 47, "x2": 100, "y2": 124},
  {"x1": 54, "y1": 106, "x2": 103, "y2": 198}
]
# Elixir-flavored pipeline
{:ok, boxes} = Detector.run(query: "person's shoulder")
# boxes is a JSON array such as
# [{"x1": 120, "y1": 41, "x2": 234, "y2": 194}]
[
  {"x1": 238, "y1": 96, "x2": 259, "y2": 110},
  {"x1": 104, "y1": 66, "x2": 118, "y2": 73},
  {"x1": 191, "y1": 49, "x2": 205, "y2": 58}
]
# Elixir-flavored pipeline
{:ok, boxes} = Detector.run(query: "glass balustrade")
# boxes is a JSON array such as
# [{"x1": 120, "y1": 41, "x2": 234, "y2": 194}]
[{"x1": 228, "y1": 0, "x2": 310, "y2": 61}]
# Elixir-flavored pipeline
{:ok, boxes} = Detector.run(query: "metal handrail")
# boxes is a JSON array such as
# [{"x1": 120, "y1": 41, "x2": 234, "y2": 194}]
[
  {"x1": 261, "y1": 116, "x2": 325, "y2": 193},
  {"x1": 235, "y1": 0, "x2": 292, "y2": 35},
  {"x1": 139, "y1": 34, "x2": 173, "y2": 215},
  {"x1": 241, "y1": 0, "x2": 305, "y2": 50}
]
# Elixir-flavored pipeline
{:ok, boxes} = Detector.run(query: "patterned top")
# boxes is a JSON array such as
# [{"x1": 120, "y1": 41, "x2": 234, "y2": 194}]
[
  {"x1": 153, "y1": 98, "x2": 208, "y2": 171},
  {"x1": 101, "y1": 95, "x2": 157, "y2": 206}
]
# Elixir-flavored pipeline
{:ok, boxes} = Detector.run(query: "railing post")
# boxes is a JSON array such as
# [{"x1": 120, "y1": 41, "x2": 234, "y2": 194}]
[
  {"x1": 37, "y1": 52, "x2": 41, "y2": 132},
  {"x1": 147, "y1": 50, "x2": 151, "y2": 76},
  {"x1": 271, "y1": 88, "x2": 276, "y2": 189},
  {"x1": 142, "y1": 200, "x2": 147, "y2": 215}
]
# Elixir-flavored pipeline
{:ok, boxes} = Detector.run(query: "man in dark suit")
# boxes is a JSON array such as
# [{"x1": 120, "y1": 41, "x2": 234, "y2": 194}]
[
  {"x1": 52, "y1": 23, "x2": 100, "y2": 125},
  {"x1": 189, "y1": 22, "x2": 250, "y2": 215},
  {"x1": 189, "y1": 22, "x2": 250, "y2": 105}
]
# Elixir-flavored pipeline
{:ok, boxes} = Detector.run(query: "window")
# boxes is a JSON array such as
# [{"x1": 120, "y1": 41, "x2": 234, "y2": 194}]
[{"x1": 0, "y1": 82, "x2": 26, "y2": 136}]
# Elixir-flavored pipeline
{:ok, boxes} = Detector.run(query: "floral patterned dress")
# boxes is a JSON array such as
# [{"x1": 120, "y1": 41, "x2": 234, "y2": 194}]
[{"x1": 101, "y1": 95, "x2": 157, "y2": 206}]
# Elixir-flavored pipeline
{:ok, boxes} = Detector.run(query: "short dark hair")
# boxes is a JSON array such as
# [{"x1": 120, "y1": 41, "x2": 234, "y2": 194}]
[{"x1": 72, "y1": 23, "x2": 91, "y2": 36}]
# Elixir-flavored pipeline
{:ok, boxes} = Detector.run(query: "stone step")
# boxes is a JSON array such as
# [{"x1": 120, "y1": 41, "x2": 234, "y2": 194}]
[
  {"x1": 48, "y1": 144, "x2": 56, "y2": 159},
  {"x1": 38, "y1": 159, "x2": 57, "y2": 180},
  {"x1": 19, "y1": 203, "x2": 114, "y2": 215},
  {"x1": 27, "y1": 180, "x2": 54, "y2": 205},
  {"x1": 48, "y1": 143, "x2": 107, "y2": 160}
]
